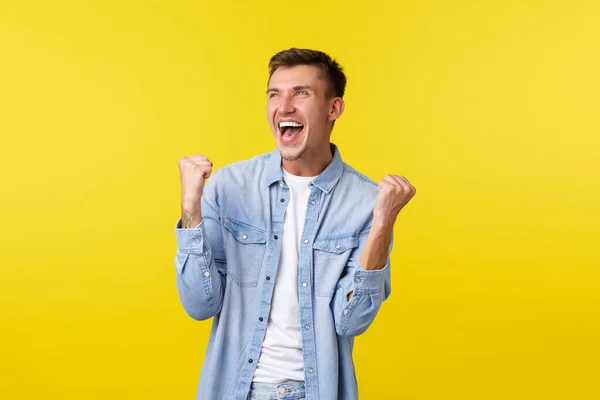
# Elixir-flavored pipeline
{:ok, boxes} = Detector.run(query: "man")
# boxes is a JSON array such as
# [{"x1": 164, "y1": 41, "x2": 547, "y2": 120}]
[{"x1": 174, "y1": 48, "x2": 416, "y2": 400}]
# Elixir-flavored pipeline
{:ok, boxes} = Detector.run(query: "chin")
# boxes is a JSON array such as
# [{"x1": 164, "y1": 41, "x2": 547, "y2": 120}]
[
  {"x1": 279, "y1": 145, "x2": 306, "y2": 162},
  {"x1": 281, "y1": 153, "x2": 302, "y2": 162}
]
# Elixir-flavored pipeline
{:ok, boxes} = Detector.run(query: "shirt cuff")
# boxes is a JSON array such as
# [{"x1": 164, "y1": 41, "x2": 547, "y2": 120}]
[
  {"x1": 175, "y1": 218, "x2": 206, "y2": 253},
  {"x1": 352, "y1": 261, "x2": 388, "y2": 295}
]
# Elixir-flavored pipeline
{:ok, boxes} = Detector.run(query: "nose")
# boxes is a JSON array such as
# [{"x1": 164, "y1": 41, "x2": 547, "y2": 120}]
[{"x1": 279, "y1": 95, "x2": 296, "y2": 114}]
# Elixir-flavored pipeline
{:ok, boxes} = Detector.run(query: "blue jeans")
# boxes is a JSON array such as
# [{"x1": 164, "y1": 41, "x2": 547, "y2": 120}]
[{"x1": 247, "y1": 381, "x2": 306, "y2": 400}]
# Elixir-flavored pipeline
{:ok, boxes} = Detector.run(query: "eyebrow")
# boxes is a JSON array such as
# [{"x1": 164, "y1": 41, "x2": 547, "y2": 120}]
[{"x1": 266, "y1": 85, "x2": 315, "y2": 94}]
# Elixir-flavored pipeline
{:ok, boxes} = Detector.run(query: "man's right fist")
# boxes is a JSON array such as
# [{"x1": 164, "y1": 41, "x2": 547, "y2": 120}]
[{"x1": 179, "y1": 154, "x2": 213, "y2": 205}]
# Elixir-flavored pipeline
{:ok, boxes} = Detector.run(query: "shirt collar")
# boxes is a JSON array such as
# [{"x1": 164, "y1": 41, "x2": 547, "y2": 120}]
[{"x1": 265, "y1": 142, "x2": 344, "y2": 194}]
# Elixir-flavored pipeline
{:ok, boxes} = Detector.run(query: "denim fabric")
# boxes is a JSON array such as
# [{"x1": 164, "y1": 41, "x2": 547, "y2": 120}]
[
  {"x1": 174, "y1": 143, "x2": 392, "y2": 400},
  {"x1": 247, "y1": 381, "x2": 306, "y2": 400}
]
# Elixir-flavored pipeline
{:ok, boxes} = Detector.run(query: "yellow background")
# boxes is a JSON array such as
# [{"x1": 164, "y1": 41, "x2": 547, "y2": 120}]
[{"x1": 1, "y1": 0, "x2": 599, "y2": 399}]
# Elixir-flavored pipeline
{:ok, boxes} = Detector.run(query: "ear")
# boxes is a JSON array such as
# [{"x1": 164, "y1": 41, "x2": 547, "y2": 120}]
[{"x1": 328, "y1": 97, "x2": 345, "y2": 122}]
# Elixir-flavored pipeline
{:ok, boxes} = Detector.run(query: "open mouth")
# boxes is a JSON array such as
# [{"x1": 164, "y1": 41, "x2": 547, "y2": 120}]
[{"x1": 278, "y1": 121, "x2": 304, "y2": 143}]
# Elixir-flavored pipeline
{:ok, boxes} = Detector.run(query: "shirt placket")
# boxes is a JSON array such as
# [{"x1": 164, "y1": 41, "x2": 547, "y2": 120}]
[
  {"x1": 297, "y1": 184, "x2": 323, "y2": 400},
  {"x1": 237, "y1": 180, "x2": 289, "y2": 398}
]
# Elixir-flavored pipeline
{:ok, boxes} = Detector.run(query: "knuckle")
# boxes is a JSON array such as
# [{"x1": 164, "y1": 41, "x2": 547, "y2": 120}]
[{"x1": 178, "y1": 157, "x2": 189, "y2": 167}]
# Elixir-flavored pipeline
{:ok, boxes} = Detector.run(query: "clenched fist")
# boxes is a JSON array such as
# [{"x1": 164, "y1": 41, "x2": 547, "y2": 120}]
[
  {"x1": 179, "y1": 155, "x2": 213, "y2": 228},
  {"x1": 372, "y1": 174, "x2": 416, "y2": 226}
]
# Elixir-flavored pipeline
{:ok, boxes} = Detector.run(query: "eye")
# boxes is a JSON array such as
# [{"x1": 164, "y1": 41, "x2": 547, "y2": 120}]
[
  {"x1": 268, "y1": 92, "x2": 279, "y2": 99},
  {"x1": 296, "y1": 90, "x2": 309, "y2": 96}
]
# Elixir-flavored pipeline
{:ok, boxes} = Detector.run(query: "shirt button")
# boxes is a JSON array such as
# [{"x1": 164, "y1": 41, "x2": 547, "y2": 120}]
[
  {"x1": 308, "y1": 368, "x2": 314, "y2": 373},
  {"x1": 304, "y1": 324, "x2": 310, "y2": 330},
  {"x1": 335, "y1": 244, "x2": 341, "y2": 249},
  {"x1": 280, "y1": 198, "x2": 285, "y2": 202},
  {"x1": 303, "y1": 239, "x2": 309, "y2": 244},
  {"x1": 274, "y1": 235, "x2": 279, "y2": 240},
  {"x1": 310, "y1": 200, "x2": 316, "y2": 205},
  {"x1": 266, "y1": 276, "x2": 271, "y2": 281},
  {"x1": 203, "y1": 271, "x2": 210, "y2": 277},
  {"x1": 302, "y1": 282, "x2": 307, "y2": 287},
  {"x1": 259, "y1": 317, "x2": 263, "y2": 322},
  {"x1": 194, "y1": 238, "x2": 200, "y2": 244},
  {"x1": 355, "y1": 277, "x2": 361, "y2": 283},
  {"x1": 278, "y1": 387, "x2": 286, "y2": 395},
  {"x1": 343, "y1": 309, "x2": 349, "y2": 315},
  {"x1": 248, "y1": 359, "x2": 253, "y2": 363},
  {"x1": 242, "y1": 234, "x2": 247, "y2": 240}
]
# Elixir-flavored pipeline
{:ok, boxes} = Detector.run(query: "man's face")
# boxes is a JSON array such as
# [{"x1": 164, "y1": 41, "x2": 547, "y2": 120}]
[{"x1": 267, "y1": 65, "x2": 337, "y2": 162}]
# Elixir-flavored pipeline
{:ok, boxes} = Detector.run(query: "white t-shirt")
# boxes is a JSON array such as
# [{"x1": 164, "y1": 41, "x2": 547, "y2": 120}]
[{"x1": 252, "y1": 168, "x2": 316, "y2": 384}]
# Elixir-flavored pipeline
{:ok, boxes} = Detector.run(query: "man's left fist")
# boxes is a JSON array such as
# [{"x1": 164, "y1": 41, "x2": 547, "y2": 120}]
[{"x1": 373, "y1": 174, "x2": 416, "y2": 224}]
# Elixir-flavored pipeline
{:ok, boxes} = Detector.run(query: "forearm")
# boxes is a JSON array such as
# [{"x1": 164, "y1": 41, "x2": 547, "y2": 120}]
[
  {"x1": 358, "y1": 217, "x2": 394, "y2": 271},
  {"x1": 181, "y1": 198, "x2": 202, "y2": 228}
]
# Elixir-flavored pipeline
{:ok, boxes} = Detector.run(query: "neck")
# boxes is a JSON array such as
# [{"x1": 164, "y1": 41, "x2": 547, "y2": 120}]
[{"x1": 282, "y1": 144, "x2": 333, "y2": 177}]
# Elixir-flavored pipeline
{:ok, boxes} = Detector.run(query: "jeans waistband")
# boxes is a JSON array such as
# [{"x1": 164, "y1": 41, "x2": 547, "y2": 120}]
[{"x1": 248, "y1": 380, "x2": 305, "y2": 400}]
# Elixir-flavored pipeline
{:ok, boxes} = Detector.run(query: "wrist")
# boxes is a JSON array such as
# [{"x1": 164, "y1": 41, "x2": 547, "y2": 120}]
[
  {"x1": 372, "y1": 213, "x2": 395, "y2": 232},
  {"x1": 181, "y1": 196, "x2": 202, "y2": 211}
]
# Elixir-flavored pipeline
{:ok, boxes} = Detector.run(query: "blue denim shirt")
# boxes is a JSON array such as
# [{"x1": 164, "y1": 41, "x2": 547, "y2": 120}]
[{"x1": 174, "y1": 143, "x2": 392, "y2": 400}]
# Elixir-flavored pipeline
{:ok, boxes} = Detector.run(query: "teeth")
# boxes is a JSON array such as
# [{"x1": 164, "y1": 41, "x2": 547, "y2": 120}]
[{"x1": 279, "y1": 121, "x2": 304, "y2": 128}]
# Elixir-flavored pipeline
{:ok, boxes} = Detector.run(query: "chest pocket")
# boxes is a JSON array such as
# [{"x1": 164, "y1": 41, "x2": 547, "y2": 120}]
[
  {"x1": 312, "y1": 233, "x2": 359, "y2": 297},
  {"x1": 222, "y1": 217, "x2": 267, "y2": 287}
]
